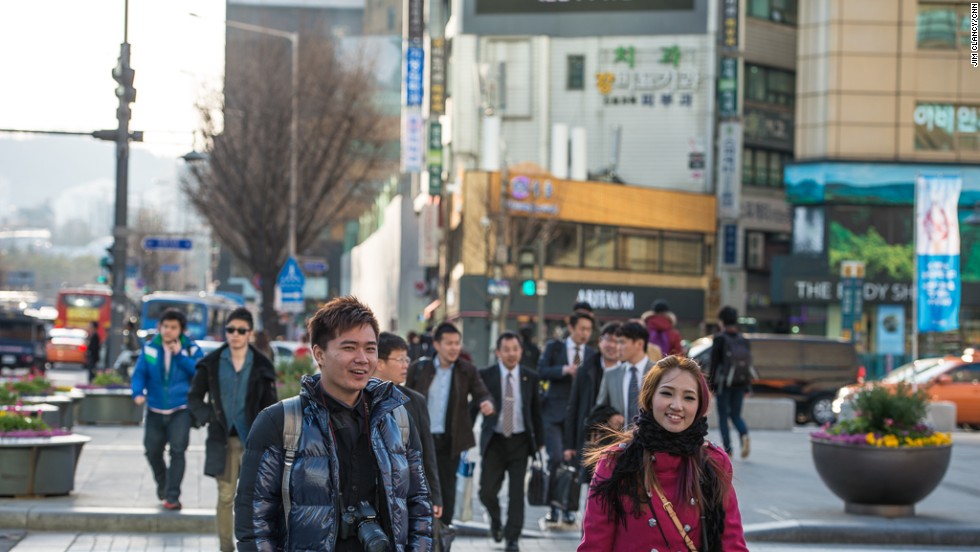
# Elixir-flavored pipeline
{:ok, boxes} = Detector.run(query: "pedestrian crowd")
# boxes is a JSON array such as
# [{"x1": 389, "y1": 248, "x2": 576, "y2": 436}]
[{"x1": 126, "y1": 295, "x2": 754, "y2": 551}]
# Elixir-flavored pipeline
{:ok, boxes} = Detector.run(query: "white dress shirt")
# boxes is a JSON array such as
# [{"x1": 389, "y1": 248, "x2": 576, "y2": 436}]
[
  {"x1": 622, "y1": 356, "x2": 650, "y2": 418},
  {"x1": 495, "y1": 363, "x2": 526, "y2": 435}
]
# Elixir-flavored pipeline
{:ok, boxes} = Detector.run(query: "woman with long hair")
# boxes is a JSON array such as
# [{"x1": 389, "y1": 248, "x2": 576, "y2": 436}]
[{"x1": 579, "y1": 355, "x2": 748, "y2": 552}]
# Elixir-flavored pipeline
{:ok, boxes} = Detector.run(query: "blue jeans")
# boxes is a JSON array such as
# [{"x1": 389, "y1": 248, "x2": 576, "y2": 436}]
[
  {"x1": 144, "y1": 408, "x2": 192, "y2": 503},
  {"x1": 715, "y1": 387, "x2": 749, "y2": 453}
]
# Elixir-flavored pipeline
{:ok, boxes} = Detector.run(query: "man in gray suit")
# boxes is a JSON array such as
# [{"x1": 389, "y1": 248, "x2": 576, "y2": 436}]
[{"x1": 593, "y1": 321, "x2": 652, "y2": 429}]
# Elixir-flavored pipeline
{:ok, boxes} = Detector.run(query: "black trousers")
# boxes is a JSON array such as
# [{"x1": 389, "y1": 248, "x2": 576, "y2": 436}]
[
  {"x1": 433, "y1": 433, "x2": 459, "y2": 526},
  {"x1": 478, "y1": 432, "x2": 530, "y2": 541}
]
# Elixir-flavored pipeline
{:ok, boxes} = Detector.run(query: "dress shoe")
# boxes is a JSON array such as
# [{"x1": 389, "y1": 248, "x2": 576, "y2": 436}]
[
  {"x1": 741, "y1": 434, "x2": 751, "y2": 459},
  {"x1": 562, "y1": 512, "x2": 577, "y2": 524},
  {"x1": 490, "y1": 526, "x2": 503, "y2": 543},
  {"x1": 505, "y1": 540, "x2": 520, "y2": 552},
  {"x1": 162, "y1": 500, "x2": 182, "y2": 511}
]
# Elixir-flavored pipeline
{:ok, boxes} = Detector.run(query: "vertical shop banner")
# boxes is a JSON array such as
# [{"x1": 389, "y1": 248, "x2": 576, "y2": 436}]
[
  {"x1": 840, "y1": 261, "x2": 865, "y2": 343},
  {"x1": 406, "y1": 0, "x2": 424, "y2": 42},
  {"x1": 875, "y1": 304, "x2": 906, "y2": 356},
  {"x1": 401, "y1": 111, "x2": 424, "y2": 173},
  {"x1": 721, "y1": 0, "x2": 739, "y2": 50},
  {"x1": 405, "y1": 46, "x2": 425, "y2": 106},
  {"x1": 717, "y1": 121, "x2": 742, "y2": 219},
  {"x1": 430, "y1": 38, "x2": 446, "y2": 115},
  {"x1": 718, "y1": 57, "x2": 738, "y2": 118},
  {"x1": 916, "y1": 174, "x2": 961, "y2": 332},
  {"x1": 427, "y1": 121, "x2": 443, "y2": 195}
]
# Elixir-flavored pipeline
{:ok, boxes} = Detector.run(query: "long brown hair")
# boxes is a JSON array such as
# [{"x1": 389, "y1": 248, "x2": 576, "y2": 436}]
[{"x1": 584, "y1": 356, "x2": 730, "y2": 519}]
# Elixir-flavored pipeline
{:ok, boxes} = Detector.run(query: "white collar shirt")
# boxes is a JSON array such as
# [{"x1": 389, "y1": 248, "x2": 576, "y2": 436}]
[
  {"x1": 622, "y1": 356, "x2": 651, "y2": 419},
  {"x1": 495, "y1": 363, "x2": 525, "y2": 435}
]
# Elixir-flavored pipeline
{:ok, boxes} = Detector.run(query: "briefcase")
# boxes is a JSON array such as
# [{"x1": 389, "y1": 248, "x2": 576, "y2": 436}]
[
  {"x1": 549, "y1": 462, "x2": 579, "y2": 510},
  {"x1": 526, "y1": 452, "x2": 549, "y2": 506}
]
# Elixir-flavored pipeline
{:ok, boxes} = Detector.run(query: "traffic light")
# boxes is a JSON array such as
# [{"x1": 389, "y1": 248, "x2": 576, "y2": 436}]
[
  {"x1": 98, "y1": 247, "x2": 113, "y2": 285},
  {"x1": 112, "y1": 44, "x2": 137, "y2": 105},
  {"x1": 518, "y1": 247, "x2": 537, "y2": 297}
]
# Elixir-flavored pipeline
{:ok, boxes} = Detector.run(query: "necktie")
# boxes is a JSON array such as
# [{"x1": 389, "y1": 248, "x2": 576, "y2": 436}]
[
  {"x1": 627, "y1": 366, "x2": 639, "y2": 424},
  {"x1": 502, "y1": 372, "x2": 515, "y2": 438},
  {"x1": 573, "y1": 346, "x2": 581, "y2": 366}
]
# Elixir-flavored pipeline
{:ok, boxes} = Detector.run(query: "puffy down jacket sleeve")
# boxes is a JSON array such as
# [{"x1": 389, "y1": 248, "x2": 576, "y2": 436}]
[
  {"x1": 405, "y1": 413, "x2": 434, "y2": 552},
  {"x1": 235, "y1": 405, "x2": 287, "y2": 551}
]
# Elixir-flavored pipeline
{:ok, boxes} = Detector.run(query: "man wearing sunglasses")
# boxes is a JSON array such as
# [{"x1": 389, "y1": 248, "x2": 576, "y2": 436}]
[{"x1": 188, "y1": 308, "x2": 277, "y2": 552}]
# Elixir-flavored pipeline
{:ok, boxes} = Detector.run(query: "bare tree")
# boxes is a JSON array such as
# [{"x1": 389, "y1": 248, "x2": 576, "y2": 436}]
[{"x1": 182, "y1": 33, "x2": 394, "y2": 333}]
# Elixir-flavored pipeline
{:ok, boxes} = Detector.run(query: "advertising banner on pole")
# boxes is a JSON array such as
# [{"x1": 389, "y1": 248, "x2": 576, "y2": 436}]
[
  {"x1": 915, "y1": 174, "x2": 961, "y2": 332},
  {"x1": 875, "y1": 304, "x2": 905, "y2": 356},
  {"x1": 717, "y1": 121, "x2": 742, "y2": 219}
]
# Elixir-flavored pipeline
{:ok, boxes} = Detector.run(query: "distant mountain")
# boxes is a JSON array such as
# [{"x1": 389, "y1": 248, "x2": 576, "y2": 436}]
[{"x1": 0, "y1": 135, "x2": 176, "y2": 210}]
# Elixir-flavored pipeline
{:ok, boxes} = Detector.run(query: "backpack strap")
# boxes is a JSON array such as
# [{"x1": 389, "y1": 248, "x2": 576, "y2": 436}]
[
  {"x1": 281, "y1": 396, "x2": 303, "y2": 523},
  {"x1": 394, "y1": 404, "x2": 410, "y2": 447}
]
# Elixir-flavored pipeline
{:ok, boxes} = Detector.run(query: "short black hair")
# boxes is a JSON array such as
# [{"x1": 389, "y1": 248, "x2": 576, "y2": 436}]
[
  {"x1": 496, "y1": 330, "x2": 522, "y2": 351},
  {"x1": 433, "y1": 322, "x2": 461, "y2": 343},
  {"x1": 599, "y1": 321, "x2": 621, "y2": 337},
  {"x1": 572, "y1": 301, "x2": 593, "y2": 313},
  {"x1": 307, "y1": 296, "x2": 379, "y2": 351},
  {"x1": 225, "y1": 307, "x2": 253, "y2": 330},
  {"x1": 568, "y1": 312, "x2": 595, "y2": 330},
  {"x1": 379, "y1": 331, "x2": 408, "y2": 360},
  {"x1": 616, "y1": 321, "x2": 649, "y2": 343},
  {"x1": 719, "y1": 306, "x2": 738, "y2": 327},
  {"x1": 159, "y1": 309, "x2": 187, "y2": 331}
]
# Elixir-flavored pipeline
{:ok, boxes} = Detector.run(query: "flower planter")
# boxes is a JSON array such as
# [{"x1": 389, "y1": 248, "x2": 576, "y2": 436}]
[
  {"x1": 0, "y1": 404, "x2": 60, "y2": 429},
  {"x1": 0, "y1": 434, "x2": 91, "y2": 496},
  {"x1": 19, "y1": 395, "x2": 73, "y2": 430},
  {"x1": 76, "y1": 388, "x2": 143, "y2": 425},
  {"x1": 811, "y1": 439, "x2": 952, "y2": 517}
]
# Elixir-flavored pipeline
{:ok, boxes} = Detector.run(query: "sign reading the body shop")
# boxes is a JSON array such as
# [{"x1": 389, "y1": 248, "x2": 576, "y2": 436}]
[{"x1": 476, "y1": 0, "x2": 693, "y2": 13}]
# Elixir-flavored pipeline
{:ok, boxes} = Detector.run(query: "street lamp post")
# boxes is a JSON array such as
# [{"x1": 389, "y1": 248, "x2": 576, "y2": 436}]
[{"x1": 191, "y1": 14, "x2": 299, "y2": 258}]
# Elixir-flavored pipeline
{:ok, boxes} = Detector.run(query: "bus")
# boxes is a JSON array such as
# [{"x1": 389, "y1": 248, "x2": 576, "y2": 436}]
[
  {"x1": 55, "y1": 286, "x2": 112, "y2": 342},
  {"x1": 140, "y1": 292, "x2": 243, "y2": 342}
]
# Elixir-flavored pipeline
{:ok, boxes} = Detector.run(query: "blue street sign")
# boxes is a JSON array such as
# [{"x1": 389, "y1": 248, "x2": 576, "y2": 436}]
[
  {"x1": 302, "y1": 260, "x2": 328, "y2": 273},
  {"x1": 160, "y1": 264, "x2": 181, "y2": 273},
  {"x1": 143, "y1": 237, "x2": 193, "y2": 250},
  {"x1": 277, "y1": 256, "x2": 306, "y2": 312}
]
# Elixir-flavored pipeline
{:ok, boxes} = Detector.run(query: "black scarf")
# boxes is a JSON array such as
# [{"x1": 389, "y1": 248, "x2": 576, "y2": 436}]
[{"x1": 590, "y1": 411, "x2": 724, "y2": 552}]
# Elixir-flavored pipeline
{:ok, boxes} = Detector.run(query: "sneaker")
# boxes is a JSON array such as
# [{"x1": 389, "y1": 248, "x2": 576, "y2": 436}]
[
  {"x1": 162, "y1": 500, "x2": 182, "y2": 511},
  {"x1": 741, "y1": 434, "x2": 750, "y2": 459},
  {"x1": 562, "y1": 512, "x2": 576, "y2": 525},
  {"x1": 543, "y1": 510, "x2": 559, "y2": 524},
  {"x1": 505, "y1": 540, "x2": 520, "y2": 552}
]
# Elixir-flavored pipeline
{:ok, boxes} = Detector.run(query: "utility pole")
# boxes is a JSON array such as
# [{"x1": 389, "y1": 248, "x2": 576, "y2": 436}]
[{"x1": 106, "y1": 1, "x2": 138, "y2": 370}]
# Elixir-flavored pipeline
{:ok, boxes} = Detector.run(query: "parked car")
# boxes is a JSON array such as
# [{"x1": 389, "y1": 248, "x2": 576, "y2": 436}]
[
  {"x1": 688, "y1": 333, "x2": 862, "y2": 425},
  {"x1": 46, "y1": 328, "x2": 90, "y2": 367},
  {"x1": 0, "y1": 310, "x2": 47, "y2": 374},
  {"x1": 270, "y1": 340, "x2": 310, "y2": 365},
  {"x1": 833, "y1": 351, "x2": 980, "y2": 429}
]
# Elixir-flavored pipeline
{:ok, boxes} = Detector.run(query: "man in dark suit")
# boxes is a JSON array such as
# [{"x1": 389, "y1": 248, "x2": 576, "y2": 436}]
[
  {"x1": 563, "y1": 321, "x2": 622, "y2": 464},
  {"x1": 537, "y1": 312, "x2": 595, "y2": 524},
  {"x1": 374, "y1": 332, "x2": 443, "y2": 521},
  {"x1": 477, "y1": 331, "x2": 544, "y2": 552},
  {"x1": 406, "y1": 321, "x2": 494, "y2": 526}
]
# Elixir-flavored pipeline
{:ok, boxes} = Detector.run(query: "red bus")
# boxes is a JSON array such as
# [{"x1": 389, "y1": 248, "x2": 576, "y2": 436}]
[{"x1": 55, "y1": 286, "x2": 112, "y2": 342}]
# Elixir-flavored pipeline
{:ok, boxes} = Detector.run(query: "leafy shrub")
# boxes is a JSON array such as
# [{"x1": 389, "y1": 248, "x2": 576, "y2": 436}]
[{"x1": 276, "y1": 358, "x2": 315, "y2": 399}]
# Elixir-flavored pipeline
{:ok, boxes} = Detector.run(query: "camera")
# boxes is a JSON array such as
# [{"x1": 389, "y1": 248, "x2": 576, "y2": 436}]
[{"x1": 339, "y1": 501, "x2": 389, "y2": 552}]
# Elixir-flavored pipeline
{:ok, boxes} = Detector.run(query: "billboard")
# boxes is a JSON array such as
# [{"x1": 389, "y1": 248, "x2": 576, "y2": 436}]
[
  {"x1": 462, "y1": 0, "x2": 707, "y2": 37},
  {"x1": 915, "y1": 174, "x2": 961, "y2": 332}
]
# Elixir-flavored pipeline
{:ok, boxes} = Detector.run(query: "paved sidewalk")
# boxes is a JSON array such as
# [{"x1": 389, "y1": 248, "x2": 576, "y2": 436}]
[{"x1": 1, "y1": 413, "x2": 979, "y2": 547}]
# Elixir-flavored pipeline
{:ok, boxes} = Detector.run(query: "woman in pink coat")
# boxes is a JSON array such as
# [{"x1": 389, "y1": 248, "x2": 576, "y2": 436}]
[{"x1": 579, "y1": 355, "x2": 748, "y2": 552}]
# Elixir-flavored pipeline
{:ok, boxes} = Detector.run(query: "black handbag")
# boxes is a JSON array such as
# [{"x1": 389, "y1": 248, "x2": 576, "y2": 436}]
[
  {"x1": 527, "y1": 452, "x2": 549, "y2": 506},
  {"x1": 549, "y1": 461, "x2": 579, "y2": 510},
  {"x1": 433, "y1": 518, "x2": 456, "y2": 552}
]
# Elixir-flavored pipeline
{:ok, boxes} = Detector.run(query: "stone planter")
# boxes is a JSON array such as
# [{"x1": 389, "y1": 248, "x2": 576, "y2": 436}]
[
  {"x1": 77, "y1": 388, "x2": 143, "y2": 425},
  {"x1": 19, "y1": 395, "x2": 73, "y2": 430},
  {"x1": 811, "y1": 440, "x2": 952, "y2": 517},
  {"x1": 0, "y1": 434, "x2": 91, "y2": 496}
]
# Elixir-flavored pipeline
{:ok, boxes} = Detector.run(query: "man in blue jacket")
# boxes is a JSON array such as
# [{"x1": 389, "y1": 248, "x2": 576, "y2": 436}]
[
  {"x1": 131, "y1": 309, "x2": 203, "y2": 511},
  {"x1": 235, "y1": 296, "x2": 432, "y2": 551}
]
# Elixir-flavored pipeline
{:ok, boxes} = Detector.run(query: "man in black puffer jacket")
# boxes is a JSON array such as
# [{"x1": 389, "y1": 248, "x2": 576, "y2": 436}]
[{"x1": 234, "y1": 297, "x2": 432, "y2": 552}]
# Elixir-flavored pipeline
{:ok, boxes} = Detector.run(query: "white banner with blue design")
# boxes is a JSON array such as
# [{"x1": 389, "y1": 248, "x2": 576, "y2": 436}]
[{"x1": 915, "y1": 174, "x2": 961, "y2": 332}]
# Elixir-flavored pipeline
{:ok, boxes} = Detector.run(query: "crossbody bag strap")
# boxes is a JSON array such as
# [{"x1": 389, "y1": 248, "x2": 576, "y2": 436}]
[{"x1": 651, "y1": 481, "x2": 699, "y2": 552}]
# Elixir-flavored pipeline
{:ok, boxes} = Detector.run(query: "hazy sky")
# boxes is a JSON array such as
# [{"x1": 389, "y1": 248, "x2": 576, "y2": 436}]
[{"x1": 0, "y1": 0, "x2": 226, "y2": 223}]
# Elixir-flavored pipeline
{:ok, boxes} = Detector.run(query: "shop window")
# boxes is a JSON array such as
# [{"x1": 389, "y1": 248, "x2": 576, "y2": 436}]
[
  {"x1": 583, "y1": 225, "x2": 616, "y2": 269},
  {"x1": 661, "y1": 233, "x2": 704, "y2": 275},
  {"x1": 567, "y1": 55, "x2": 585, "y2": 91},
  {"x1": 546, "y1": 222, "x2": 581, "y2": 268},
  {"x1": 747, "y1": 0, "x2": 797, "y2": 25},
  {"x1": 745, "y1": 64, "x2": 795, "y2": 108},
  {"x1": 916, "y1": 3, "x2": 973, "y2": 50},
  {"x1": 617, "y1": 231, "x2": 660, "y2": 272}
]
